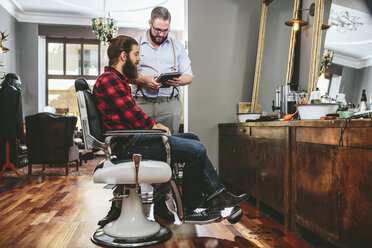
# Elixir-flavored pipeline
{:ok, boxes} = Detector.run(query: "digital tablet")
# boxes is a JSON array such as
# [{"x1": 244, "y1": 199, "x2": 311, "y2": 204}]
[{"x1": 156, "y1": 72, "x2": 182, "y2": 88}]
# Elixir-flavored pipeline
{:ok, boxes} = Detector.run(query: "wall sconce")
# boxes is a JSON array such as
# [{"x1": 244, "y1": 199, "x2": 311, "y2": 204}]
[
  {"x1": 0, "y1": 31, "x2": 10, "y2": 54},
  {"x1": 286, "y1": 3, "x2": 329, "y2": 31},
  {"x1": 285, "y1": 3, "x2": 315, "y2": 31},
  {"x1": 285, "y1": 10, "x2": 308, "y2": 31},
  {"x1": 321, "y1": 24, "x2": 330, "y2": 30}
]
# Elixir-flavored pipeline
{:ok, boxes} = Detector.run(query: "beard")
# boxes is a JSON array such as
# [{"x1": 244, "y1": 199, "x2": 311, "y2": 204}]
[
  {"x1": 122, "y1": 59, "x2": 138, "y2": 79},
  {"x1": 149, "y1": 30, "x2": 167, "y2": 45}
]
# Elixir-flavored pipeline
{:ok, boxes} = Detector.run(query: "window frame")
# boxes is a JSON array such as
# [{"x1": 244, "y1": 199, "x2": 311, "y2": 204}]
[{"x1": 45, "y1": 37, "x2": 102, "y2": 105}]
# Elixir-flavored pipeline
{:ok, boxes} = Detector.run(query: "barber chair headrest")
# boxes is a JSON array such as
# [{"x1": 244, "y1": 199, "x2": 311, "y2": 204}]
[
  {"x1": 75, "y1": 77, "x2": 90, "y2": 92},
  {"x1": 1, "y1": 73, "x2": 22, "y2": 90}
]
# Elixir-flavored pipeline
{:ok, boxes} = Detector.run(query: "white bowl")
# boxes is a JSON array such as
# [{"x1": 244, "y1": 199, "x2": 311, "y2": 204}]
[
  {"x1": 237, "y1": 113, "x2": 260, "y2": 122},
  {"x1": 297, "y1": 104, "x2": 338, "y2": 120}
]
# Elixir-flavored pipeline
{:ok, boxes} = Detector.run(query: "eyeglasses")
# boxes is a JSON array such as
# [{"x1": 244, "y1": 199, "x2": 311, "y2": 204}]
[{"x1": 151, "y1": 24, "x2": 170, "y2": 34}]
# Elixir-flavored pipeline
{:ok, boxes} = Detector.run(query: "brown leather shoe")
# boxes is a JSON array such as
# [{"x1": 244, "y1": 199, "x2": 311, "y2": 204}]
[{"x1": 207, "y1": 190, "x2": 249, "y2": 210}]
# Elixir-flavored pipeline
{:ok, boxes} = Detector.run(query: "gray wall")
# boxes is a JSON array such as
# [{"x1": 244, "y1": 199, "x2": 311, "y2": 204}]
[
  {"x1": 0, "y1": 5, "x2": 39, "y2": 117},
  {"x1": 0, "y1": 4, "x2": 17, "y2": 74},
  {"x1": 341, "y1": 66, "x2": 360, "y2": 104},
  {"x1": 341, "y1": 65, "x2": 372, "y2": 105},
  {"x1": 188, "y1": 0, "x2": 260, "y2": 169},
  {"x1": 357, "y1": 66, "x2": 372, "y2": 106},
  {"x1": 16, "y1": 22, "x2": 39, "y2": 117}
]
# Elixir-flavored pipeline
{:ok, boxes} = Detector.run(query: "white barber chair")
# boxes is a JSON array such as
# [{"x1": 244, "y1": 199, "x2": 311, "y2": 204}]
[{"x1": 75, "y1": 78, "x2": 183, "y2": 247}]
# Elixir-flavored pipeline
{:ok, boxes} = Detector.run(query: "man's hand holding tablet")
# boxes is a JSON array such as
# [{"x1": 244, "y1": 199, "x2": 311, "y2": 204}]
[{"x1": 155, "y1": 72, "x2": 182, "y2": 88}]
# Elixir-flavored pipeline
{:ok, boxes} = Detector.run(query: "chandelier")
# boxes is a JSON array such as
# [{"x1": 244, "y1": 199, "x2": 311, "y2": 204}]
[
  {"x1": 329, "y1": 10, "x2": 363, "y2": 33},
  {"x1": 0, "y1": 31, "x2": 9, "y2": 54},
  {"x1": 91, "y1": 0, "x2": 118, "y2": 45}
]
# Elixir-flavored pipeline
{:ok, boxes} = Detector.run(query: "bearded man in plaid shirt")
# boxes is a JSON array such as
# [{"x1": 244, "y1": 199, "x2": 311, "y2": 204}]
[{"x1": 93, "y1": 35, "x2": 248, "y2": 226}]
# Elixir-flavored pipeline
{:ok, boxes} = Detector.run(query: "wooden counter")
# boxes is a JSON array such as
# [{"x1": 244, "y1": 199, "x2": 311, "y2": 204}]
[{"x1": 219, "y1": 119, "x2": 372, "y2": 247}]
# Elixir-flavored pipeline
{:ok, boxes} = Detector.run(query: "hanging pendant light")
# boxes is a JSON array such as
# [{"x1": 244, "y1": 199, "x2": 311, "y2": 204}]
[{"x1": 91, "y1": 0, "x2": 118, "y2": 45}]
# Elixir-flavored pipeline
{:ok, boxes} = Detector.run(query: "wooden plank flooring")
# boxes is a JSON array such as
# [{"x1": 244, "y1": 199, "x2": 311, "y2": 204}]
[{"x1": 0, "y1": 158, "x2": 313, "y2": 248}]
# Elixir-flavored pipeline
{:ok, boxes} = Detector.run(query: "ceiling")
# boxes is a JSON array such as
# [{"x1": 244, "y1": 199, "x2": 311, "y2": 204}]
[
  {"x1": 2, "y1": 0, "x2": 371, "y2": 69},
  {"x1": 325, "y1": 0, "x2": 372, "y2": 69},
  {"x1": 0, "y1": 0, "x2": 185, "y2": 30}
]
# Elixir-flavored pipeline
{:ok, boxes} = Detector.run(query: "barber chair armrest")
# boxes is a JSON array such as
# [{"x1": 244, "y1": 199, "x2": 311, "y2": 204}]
[{"x1": 102, "y1": 129, "x2": 167, "y2": 137}]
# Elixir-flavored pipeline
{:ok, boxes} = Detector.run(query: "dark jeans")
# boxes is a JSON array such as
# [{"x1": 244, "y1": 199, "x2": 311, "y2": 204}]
[{"x1": 117, "y1": 132, "x2": 224, "y2": 214}]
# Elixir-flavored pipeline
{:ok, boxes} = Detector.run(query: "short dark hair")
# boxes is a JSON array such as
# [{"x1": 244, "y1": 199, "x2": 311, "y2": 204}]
[
  {"x1": 151, "y1": 6, "x2": 171, "y2": 22},
  {"x1": 107, "y1": 35, "x2": 138, "y2": 67}
]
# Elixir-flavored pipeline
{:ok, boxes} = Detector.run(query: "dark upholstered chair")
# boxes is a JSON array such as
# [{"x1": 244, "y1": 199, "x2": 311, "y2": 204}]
[
  {"x1": 75, "y1": 78, "x2": 183, "y2": 247},
  {"x1": 25, "y1": 112, "x2": 79, "y2": 175}
]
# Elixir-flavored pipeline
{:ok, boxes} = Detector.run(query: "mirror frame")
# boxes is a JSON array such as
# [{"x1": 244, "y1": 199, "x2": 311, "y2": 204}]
[
  {"x1": 251, "y1": 0, "x2": 300, "y2": 113},
  {"x1": 250, "y1": 0, "x2": 268, "y2": 113},
  {"x1": 307, "y1": 0, "x2": 325, "y2": 94}
]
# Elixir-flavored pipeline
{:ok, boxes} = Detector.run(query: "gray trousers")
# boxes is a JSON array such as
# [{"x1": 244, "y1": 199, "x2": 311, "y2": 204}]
[
  {"x1": 134, "y1": 96, "x2": 183, "y2": 203},
  {"x1": 134, "y1": 96, "x2": 182, "y2": 134}
]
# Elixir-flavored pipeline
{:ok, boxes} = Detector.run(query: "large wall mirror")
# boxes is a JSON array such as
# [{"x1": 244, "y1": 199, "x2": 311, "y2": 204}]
[
  {"x1": 315, "y1": 0, "x2": 372, "y2": 106},
  {"x1": 251, "y1": 0, "x2": 300, "y2": 114}
]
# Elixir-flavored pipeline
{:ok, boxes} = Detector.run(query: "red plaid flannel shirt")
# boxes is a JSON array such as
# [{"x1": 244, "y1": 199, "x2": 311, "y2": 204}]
[{"x1": 93, "y1": 66, "x2": 155, "y2": 130}]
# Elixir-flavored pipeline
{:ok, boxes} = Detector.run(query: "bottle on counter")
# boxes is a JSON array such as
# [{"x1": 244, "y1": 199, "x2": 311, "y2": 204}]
[
  {"x1": 310, "y1": 88, "x2": 321, "y2": 104},
  {"x1": 287, "y1": 91, "x2": 297, "y2": 115},
  {"x1": 360, "y1": 89, "x2": 367, "y2": 112}
]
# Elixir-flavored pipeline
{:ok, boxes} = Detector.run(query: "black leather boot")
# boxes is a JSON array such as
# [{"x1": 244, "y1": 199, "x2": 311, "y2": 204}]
[
  {"x1": 207, "y1": 190, "x2": 249, "y2": 210},
  {"x1": 154, "y1": 199, "x2": 175, "y2": 225},
  {"x1": 97, "y1": 201, "x2": 121, "y2": 226}
]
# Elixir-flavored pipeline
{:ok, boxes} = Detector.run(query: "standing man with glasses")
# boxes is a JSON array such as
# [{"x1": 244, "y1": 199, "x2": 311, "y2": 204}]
[
  {"x1": 131, "y1": 6, "x2": 193, "y2": 135},
  {"x1": 128, "y1": 6, "x2": 193, "y2": 225}
]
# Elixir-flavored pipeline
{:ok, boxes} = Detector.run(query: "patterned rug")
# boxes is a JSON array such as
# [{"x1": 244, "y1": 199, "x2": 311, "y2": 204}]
[
  {"x1": 0, "y1": 157, "x2": 104, "y2": 194},
  {"x1": 1, "y1": 157, "x2": 103, "y2": 180}
]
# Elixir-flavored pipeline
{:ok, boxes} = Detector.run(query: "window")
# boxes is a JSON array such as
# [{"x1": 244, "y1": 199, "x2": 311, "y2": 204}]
[{"x1": 46, "y1": 38, "x2": 105, "y2": 115}]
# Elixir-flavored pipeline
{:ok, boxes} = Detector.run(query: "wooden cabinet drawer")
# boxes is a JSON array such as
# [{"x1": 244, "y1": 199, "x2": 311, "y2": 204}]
[
  {"x1": 219, "y1": 126, "x2": 236, "y2": 136},
  {"x1": 219, "y1": 126, "x2": 250, "y2": 136}
]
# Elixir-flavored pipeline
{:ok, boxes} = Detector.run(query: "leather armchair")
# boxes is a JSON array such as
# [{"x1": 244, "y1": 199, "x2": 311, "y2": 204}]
[{"x1": 25, "y1": 112, "x2": 79, "y2": 175}]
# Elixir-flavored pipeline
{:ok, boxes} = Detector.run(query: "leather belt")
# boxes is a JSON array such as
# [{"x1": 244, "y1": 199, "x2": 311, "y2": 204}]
[{"x1": 136, "y1": 95, "x2": 179, "y2": 102}]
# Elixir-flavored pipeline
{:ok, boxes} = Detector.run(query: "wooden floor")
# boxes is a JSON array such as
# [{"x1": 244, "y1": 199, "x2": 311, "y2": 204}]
[{"x1": 0, "y1": 158, "x2": 313, "y2": 248}]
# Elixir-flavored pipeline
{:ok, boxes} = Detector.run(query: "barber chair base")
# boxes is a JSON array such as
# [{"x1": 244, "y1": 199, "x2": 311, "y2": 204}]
[
  {"x1": 91, "y1": 226, "x2": 172, "y2": 248},
  {"x1": 91, "y1": 188, "x2": 172, "y2": 247},
  {"x1": 104, "y1": 188, "x2": 162, "y2": 238},
  {"x1": 140, "y1": 184, "x2": 171, "y2": 204},
  {"x1": 140, "y1": 183, "x2": 154, "y2": 204}
]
